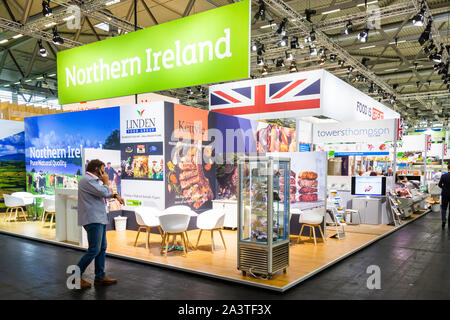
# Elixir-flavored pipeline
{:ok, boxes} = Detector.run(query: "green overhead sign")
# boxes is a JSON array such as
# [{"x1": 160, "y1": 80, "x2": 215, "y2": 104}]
[{"x1": 57, "y1": 0, "x2": 250, "y2": 104}]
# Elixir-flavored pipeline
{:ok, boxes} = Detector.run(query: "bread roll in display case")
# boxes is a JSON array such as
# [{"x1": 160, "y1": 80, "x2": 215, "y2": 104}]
[{"x1": 237, "y1": 156, "x2": 290, "y2": 279}]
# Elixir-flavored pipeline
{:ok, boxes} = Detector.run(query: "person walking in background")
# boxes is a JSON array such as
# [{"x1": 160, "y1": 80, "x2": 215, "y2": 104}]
[
  {"x1": 76, "y1": 159, "x2": 124, "y2": 289},
  {"x1": 438, "y1": 163, "x2": 450, "y2": 229}
]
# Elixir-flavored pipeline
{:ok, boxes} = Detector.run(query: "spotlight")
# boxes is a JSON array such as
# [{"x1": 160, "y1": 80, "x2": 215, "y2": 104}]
[
  {"x1": 418, "y1": 21, "x2": 432, "y2": 45},
  {"x1": 276, "y1": 58, "x2": 285, "y2": 68},
  {"x1": 424, "y1": 42, "x2": 435, "y2": 54},
  {"x1": 289, "y1": 62, "x2": 297, "y2": 73},
  {"x1": 305, "y1": 9, "x2": 316, "y2": 23},
  {"x1": 277, "y1": 18, "x2": 287, "y2": 36},
  {"x1": 52, "y1": 26, "x2": 64, "y2": 45},
  {"x1": 329, "y1": 54, "x2": 337, "y2": 62},
  {"x1": 368, "y1": 83, "x2": 375, "y2": 93},
  {"x1": 261, "y1": 66, "x2": 268, "y2": 76},
  {"x1": 338, "y1": 60, "x2": 345, "y2": 67},
  {"x1": 342, "y1": 21, "x2": 352, "y2": 35},
  {"x1": 347, "y1": 65, "x2": 354, "y2": 72},
  {"x1": 187, "y1": 88, "x2": 193, "y2": 95},
  {"x1": 429, "y1": 51, "x2": 442, "y2": 63},
  {"x1": 412, "y1": 8, "x2": 425, "y2": 27},
  {"x1": 257, "y1": 43, "x2": 265, "y2": 56},
  {"x1": 361, "y1": 57, "x2": 370, "y2": 66},
  {"x1": 309, "y1": 45, "x2": 317, "y2": 56},
  {"x1": 251, "y1": 41, "x2": 258, "y2": 52},
  {"x1": 305, "y1": 28, "x2": 316, "y2": 43},
  {"x1": 257, "y1": 56, "x2": 265, "y2": 66},
  {"x1": 393, "y1": 83, "x2": 399, "y2": 90},
  {"x1": 319, "y1": 56, "x2": 326, "y2": 65},
  {"x1": 253, "y1": 0, "x2": 266, "y2": 22},
  {"x1": 277, "y1": 36, "x2": 288, "y2": 47},
  {"x1": 434, "y1": 63, "x2": 444, "y2": 71},
  {"x1": 290, "y1": 36, "x2": 302, "y2": 49},
  {"x1": 38, "y1": 40, "x2": 48, "y2": 57},
  {"x1": 42, "y1": 0, "x2": 52, "y2": 17},
  {"x1": 358, "y1": 29, "x2": 369, "y2": 43},
  {"x1": 285, "y1": 51, "x2": 294, "y2": 61}
]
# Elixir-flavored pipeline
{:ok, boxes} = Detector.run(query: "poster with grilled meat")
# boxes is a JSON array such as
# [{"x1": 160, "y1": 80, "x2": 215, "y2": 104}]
[
  {"x1": 269, "y1": 152, "x2": 327, "y2": 210},
  {"x1": 164, "y1": 104, "x2": 215, "y2": 212}
]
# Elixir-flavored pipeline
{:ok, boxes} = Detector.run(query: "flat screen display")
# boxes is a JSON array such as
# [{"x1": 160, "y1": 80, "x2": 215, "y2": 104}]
[{"x1": 351, "y1": 176, "x2": 386, "y2": 196}]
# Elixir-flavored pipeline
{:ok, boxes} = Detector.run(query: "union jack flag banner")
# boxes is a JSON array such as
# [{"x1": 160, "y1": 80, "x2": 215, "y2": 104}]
[{"x1": 209, "y1": 70, "x2": 322, "y2": 117}]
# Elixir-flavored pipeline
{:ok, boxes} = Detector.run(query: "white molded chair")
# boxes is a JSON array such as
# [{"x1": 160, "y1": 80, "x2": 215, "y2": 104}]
[
  {"x1": 134, "y1": 206, "x2": 163, "y2": 250},
  {"x1": 158, "y1": 214, "x2": 191, "y2": 257},
  {"x1": 3, "y1": 194, "x2": 28, "y2": 222},
  {"x1": 41, "y1": 196, "x2": 56, "y2": 229},
  {"x1": 298, "y1": 211, "x2": 326, "y2": 246},
  {"x1": 196, "y1": 209, "x2": 226, "y2": 252},
  {"x1": 163, "y1": 205, "x2": 193, "y2": 215},
  {"x1": 163, "y1": 205, "x2": 194, "y2": 249},
  {"x1": 11, "y1": 192, "x2": 34, "y2": 218}
]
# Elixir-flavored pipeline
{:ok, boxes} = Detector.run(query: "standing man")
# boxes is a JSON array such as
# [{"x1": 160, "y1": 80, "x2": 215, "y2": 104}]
[
  {"x1": 76, "y1": 159, "x2": 124, "y2": 289},
  {"x1": 438, "y1": 163, "x2": 450, "y2": 229}
]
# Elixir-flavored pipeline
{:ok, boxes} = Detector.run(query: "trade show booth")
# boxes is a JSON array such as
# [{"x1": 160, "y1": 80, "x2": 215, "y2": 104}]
[{"x1": 0, "y1": 0, "x2": 434, "y2": 292}]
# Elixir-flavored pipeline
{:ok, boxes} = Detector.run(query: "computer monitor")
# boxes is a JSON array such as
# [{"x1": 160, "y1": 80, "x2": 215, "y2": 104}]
[{"x1": 351, "y1": 176, "x2": 386, "y2": 196}]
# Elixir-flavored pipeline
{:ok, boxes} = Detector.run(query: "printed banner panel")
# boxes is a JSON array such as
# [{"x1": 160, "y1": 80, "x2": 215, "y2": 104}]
[
  {"x1": 58, "y1": 0, "x2": 250, "y2": 104},
  {"x1": 312, "y1": 119, "x2": 397, "y2": 144}
]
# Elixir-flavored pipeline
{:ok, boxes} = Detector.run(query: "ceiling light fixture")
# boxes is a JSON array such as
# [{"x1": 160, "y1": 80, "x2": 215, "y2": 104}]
[
  {"x1": 278, "y1": 36, "x2": 288, "y2": 47},
  {"x1": 289, "y1": 62, "x2": 297, "y2": 73},
  {"x1": 257, "y1": 56, "x2": 265, "y2": 66},
  {"x1": 285, "y1": 51, "x2": 294, "y2": 61},
  {"x1": 290, "y1": 36, "x2": 302, "y2": 49},
  {"x1": 38, "y1": 40, "x2": 48, "y2": 57},
  {"x1": 0, "y1": 39, "x2": 8, "y2": 44},
  {"x1": 253, "y1": 0, "x2": 266, "y2": 23},
  {"x1": 342, "y1": 21, "x2": 352, "y2": 35},
  {"x1": 12, "y1": 34, "x2": 23, "y2": 39},
  {"x1": 304, "y1": 9, "x2": 316, "y2": 23},
  {"x1": 322, "y1": 8, "x2": 340, "y2": 15},
  {"x1": 309, "y1": 45, "x2": 317, "y2": 56},
  {"x1": 418, "y1": 21, "x2": 432, "y2": 45},
  {"x1": 276, "y1": 18, "x2": 287, "y2": 36},
  {"x1": 358, "y1": 29, "x2": 369, "y2": 43},
  {"x1": 338, "y1": 60, "x2": 345, "y2": 67},
  {"x1": 276, "y1": 58, "x2": 285, "y2": 68},
  {"x1": 52, "y1": 26, "x2": 64, "y2": 45},
  {"x1": 42, "y1": 0, "x2": 52, "y2": 17},
  {"x1": 261, "y1": 66, "x2": 268, "y2": 76},
  {"x1": 412, "y1": 1, "x2": 426, "y2": 27}
]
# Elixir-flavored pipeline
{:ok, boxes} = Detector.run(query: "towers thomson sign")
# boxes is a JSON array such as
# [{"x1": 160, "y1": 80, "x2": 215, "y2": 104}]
[{"x1": 57, "y1": 0, "x2": 250, "y2": 104}]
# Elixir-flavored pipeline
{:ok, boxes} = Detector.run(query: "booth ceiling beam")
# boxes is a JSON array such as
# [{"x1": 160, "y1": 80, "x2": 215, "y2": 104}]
[
  {"x1": 140, "y1": 0, "x2": 158, "y2": 25},
  {"x1": 2, "y1": 0, "x2": 17, "y2": 21},
  {"x1": 183, "y1": 0, "x2": 197, "y2": 17},
  {"x1": 0, "y1": 17, "x2": 82, "y2": 48},
  {"x1": 20, "y1": 0, "x2": 33, "y2": 24},
  {"x1": 259, "y1": 0, "x2": 404, "y2": 103}
]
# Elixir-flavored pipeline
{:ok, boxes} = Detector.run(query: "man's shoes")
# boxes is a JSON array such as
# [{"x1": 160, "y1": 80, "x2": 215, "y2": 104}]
[
  {"x1": 442, "y1": 221, "x2": 446, "y2": 229},
  {"x1": 94, "y1": 277, "x2": 118, "y2": 286},
  {"x1": 80, "y1": 279, "x2": 92, "y2": 289}
]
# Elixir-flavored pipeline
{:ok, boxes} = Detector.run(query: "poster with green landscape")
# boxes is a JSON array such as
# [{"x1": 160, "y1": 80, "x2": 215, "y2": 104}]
[{"x1": 0, "y1": 131, "x2": 26, "y2": 212}]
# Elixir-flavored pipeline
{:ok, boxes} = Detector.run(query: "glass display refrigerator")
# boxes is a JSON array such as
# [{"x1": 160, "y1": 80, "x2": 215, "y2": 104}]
[{"x1": 237, "y1": 156, "x2": 290, "y2": 279}]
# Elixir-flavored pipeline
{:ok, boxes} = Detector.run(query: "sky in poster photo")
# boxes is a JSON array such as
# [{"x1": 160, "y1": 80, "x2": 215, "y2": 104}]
[{"x1": 25, "y1": 107, "x2": 120, "y2": 175}]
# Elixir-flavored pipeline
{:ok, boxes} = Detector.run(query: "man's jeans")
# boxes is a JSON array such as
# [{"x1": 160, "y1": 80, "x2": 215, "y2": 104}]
[
  {"x1": 441, "y1": 196, "x2": 450, "y2": 222},
  {"x1": 77, "y1": 223, "x2": 107, "y2": 280}
]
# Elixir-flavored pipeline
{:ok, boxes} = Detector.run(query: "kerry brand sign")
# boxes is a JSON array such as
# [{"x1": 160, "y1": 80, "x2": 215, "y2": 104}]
[{"x1": 57, "y1": 0, "x2": 250, "y2": 104}]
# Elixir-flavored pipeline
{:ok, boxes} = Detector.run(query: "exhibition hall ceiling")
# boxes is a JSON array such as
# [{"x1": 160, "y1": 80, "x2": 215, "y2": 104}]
[{"x1": 0, "y1": 0, "x2": 448, "y2": 126}]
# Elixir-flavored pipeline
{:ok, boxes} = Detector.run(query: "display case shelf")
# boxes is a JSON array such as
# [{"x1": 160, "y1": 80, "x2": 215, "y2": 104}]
[{"x1": 237, "y1": 156, "x2": 290, "y2": 279}]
